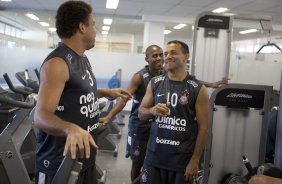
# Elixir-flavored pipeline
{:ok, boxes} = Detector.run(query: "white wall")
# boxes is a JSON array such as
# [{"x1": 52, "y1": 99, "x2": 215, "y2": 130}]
[
  {"x1": 229, "y1": 52, "x2": 282, "y2": 90},
  {"x1": 22, "y1": 30, "x2": 49, "y2": 48},
  {"x1": 0, "y1": 47, "x2": 146, "y2": 110},
  {"x1": 0, "y1": 47, "x2": 49, "y2": 84},
  {"x1": 86, "y1": 50, "x2": 145, "y2": 81},
  {"x1": 132, "y1": 34, "x2": 143, "y2": 53}
]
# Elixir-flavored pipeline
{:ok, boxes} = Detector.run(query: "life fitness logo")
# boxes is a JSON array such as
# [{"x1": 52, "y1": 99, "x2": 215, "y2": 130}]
[
  {"x1": 79, "y1": 92, "x2": 99, "y2": 118},
  {"x1": 226, "y1": 93, "x2": 252, "y2": 99}
]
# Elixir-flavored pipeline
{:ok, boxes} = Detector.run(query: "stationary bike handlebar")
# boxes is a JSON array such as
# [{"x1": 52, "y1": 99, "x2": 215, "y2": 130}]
[
  {"x1": 3, "y1": 73, "x2": 33, "y2": 96},
  {"x1": 242, "y1": 155, "x2": 255, "y2": 176},
  {"x1": 0, "y1": 87, "x2": 35, "y2": 109}
]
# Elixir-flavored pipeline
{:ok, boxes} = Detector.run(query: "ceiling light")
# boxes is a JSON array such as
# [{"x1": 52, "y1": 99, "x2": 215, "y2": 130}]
[
  {"x1": 48, "y1": 27, "x2": 56, "y2": 32},
  {"x1": 164, "y1": 30, "x2": 171, "y2": 35},
  {"x1": 102, "y1": 26, "x2": 110, "y2": 31},
  {"x1": 212, "y1": 8, "x2": 229, "y2": 13},
  {"x1": 192, "y1": 26, "x2": 194, "y2": 30},
  {"x1": 1, "y1": 0, "x2": 12, "y2": 2},
  {"x1": 102, "y1": 31, "x2": 108, "y2": 35},
  {"x1": 106, "y1": 0, "x2": 119, "y2": 9},
  {"x1": 25, "y1": 13, "x2": 39, "y2": 21},
  {"x1": 39, "y1": 22, "x2": 49, "y2": 27},
  {"x1": 173, "y1": 24, "x2": 187, "y2": 30},
  {"x1": 239, "y1": 29, "x2": 258, "y2": 34},
  {"x1": 103, "y1": 18, "x2": 112, "y2": 25}
]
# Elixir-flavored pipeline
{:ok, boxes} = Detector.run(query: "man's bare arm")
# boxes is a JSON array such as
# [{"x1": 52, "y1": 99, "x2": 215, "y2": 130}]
[
  {"x1": 249, "y1": 175, "x2": 282, "y2": 184},
  {"x1": 97, "y1": 88, "x2": 132, "y2": 101},
  {"x1": 185, "y1": 85, "x2": 209, "y2": 181},
  {"x1": 191, "y1": 85, "x2": 209, "y2": 162},
  {"x1": 99, "y1": 74, "x2": 141, "y2": 125},
  {"x1": 34, "y1": 58, "x2": 73, "y2": 136},
  {"x1": 138, "y1": 81, "x2": 169, "y2": 121},
  {"x1": 34, "y1": 58, "x2": 97, "y2": 159},
  {"x1": 200, "y1": 77, "x2": 229, "y2": 88}
]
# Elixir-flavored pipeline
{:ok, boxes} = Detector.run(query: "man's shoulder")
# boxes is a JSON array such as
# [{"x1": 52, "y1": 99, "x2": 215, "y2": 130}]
[
  {"x1": 136, "y1": 66, "x2": 149, "y2": 79},
  {"x1": 186, "y1": 75, "x2": 201, "y2": 88},
  {"x1": 45, "y1": 43, "x2": 77, "y2": 63}
]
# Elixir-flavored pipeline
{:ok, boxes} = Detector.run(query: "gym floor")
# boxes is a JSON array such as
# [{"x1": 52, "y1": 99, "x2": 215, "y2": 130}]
[{"x1": 96, "y1": 112, "x2": 132, "y2": 184}]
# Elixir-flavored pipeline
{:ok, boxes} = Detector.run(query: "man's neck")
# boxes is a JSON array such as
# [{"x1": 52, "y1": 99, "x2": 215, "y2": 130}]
[
  {"x1": 61, "y1": 37, "x2": 85, "y2": 56},
  {"x1": 148, "y1": 66, "x2": 162, "y2": 77},
  {"x1": 167, "y1": 68, "x2": 187, "y2": 81}
]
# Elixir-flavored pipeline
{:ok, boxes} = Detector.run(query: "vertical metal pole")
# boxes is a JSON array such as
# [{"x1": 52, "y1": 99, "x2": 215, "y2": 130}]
[{"x1": 274, "y1": 70, "x2": 282, "y2": 168}]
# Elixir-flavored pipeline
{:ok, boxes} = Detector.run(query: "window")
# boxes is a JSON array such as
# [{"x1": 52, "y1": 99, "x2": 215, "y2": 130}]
[{"x1": 0, "y1": 22, "x2": 5, "y2": 34}]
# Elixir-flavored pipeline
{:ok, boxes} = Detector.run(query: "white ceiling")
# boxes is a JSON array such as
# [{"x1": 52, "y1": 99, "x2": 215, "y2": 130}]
[{"x1": 1, "y1": 0, "x2": 282, "y2": 41}]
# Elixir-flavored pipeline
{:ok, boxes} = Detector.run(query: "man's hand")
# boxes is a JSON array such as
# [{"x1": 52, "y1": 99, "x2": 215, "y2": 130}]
[
  {"x1": 110, "y1": 88, "x2": 132, "y2": 101},
  {"x1": 213, "y1": 77, "x2": 230, "y2": 88},
  {"x1": 99, "y1": 116, "x2": 111, "y2": 125},
  {"x1": 184, "y1": 158, "x2": 199, "y2": 182},
  {"x1": 63, "y1": 124, "x2": 98, "y2": 159},
  {"x1": 149, "y1": 103, "x2": 170, "y2": 117}
]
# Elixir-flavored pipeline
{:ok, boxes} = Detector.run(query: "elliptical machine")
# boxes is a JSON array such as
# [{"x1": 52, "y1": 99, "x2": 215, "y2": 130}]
[
  {"x1": 15, "y1": 69, "x2": 39, "y2": 93},
  {"x1": 0, "y1": 84, "x2": 83, "y2": 184}
]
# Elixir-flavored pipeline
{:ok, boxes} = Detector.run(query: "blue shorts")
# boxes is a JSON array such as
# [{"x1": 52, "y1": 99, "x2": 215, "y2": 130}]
[
  {"x1": 140, "y1": 163, "x2": 192, "y2": 184},
  {"x1": 126, "y1": 134, "x2": 148, "y2": 164},
  {"x1": 126, "y1": 122, "x2": 151, "y2": 164}
]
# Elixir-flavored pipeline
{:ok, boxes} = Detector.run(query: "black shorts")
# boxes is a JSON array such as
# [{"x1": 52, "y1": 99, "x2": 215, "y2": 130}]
[
  {"x1": 126, "y1": 134, "x2": 148, "y2": 164},
  {"x1": 35, "y1": 164, "x2": 97, "y2": 184},
  {"x1": 140, "y1": 163, "x2": 192, "y2": 184}
]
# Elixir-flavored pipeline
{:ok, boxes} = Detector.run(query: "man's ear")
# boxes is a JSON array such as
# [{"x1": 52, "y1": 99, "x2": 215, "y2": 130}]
[
  {"x1": 145, "y1": 56, "x2": 148, "y2": 63},
  {"x1": 78, "y1": 22, "x2": 85, "y2": 33},
  {"x1": 185, "y1": 53, "x2": 189, "y2": 62}
]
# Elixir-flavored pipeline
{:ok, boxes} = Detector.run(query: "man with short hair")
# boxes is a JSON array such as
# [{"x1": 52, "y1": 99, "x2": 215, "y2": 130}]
[
  {"x1": 34, "y1": 1, "x2": 131, "y2": 184},
  {"x1": 138, "y1": 40, "x2": 209, "y2": 184},
  {"x1": 100, "y1": 45, "x2": 164, "y2": 183},
  {"x1": 100, "y1": 43, "x2": 227, "y2": 183}
]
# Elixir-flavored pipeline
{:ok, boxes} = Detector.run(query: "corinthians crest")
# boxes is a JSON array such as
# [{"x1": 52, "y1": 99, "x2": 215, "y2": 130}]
[{"x1": 179, "y1": 90, "x2": 189, "y2": 105}]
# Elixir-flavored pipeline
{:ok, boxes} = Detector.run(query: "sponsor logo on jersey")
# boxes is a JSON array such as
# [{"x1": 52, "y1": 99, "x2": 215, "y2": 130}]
[
  {"x1": 157, "y1": 93, "x2": 165, "y2": 97},
  {"x1": 79, "y1": 92, "x2": 99, "y2": 118},
  {"x1": 87, "y1": 123, "x2": 99, "y2": 132},
  {"x1": 187, "y1": 80, "x2": 198, "y2": 88},
  {"x1": 154, "y1": 76, "x2": 165, "y2": 83},
  {"x1": 156, "y1": 116, "x2": 186, "y2": 126},
  {"x1": 143, "y1": 72, "x2": 149, "y2": 79},
  {"x1": 158, "y1": 124, "x2": 186, "y2": 131},
  {"x1": 179, "y1": 90, "x2": 189, "y2": 105},
  {"x1": 156, "y1": 137, "x2": 180, "y2": 146},
  {"x1": 56, "y1": 105, "x2": 64, "y2": 111},
  {"x1": 156, "y1": 116, "x2": 187, "y2": 132}
]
